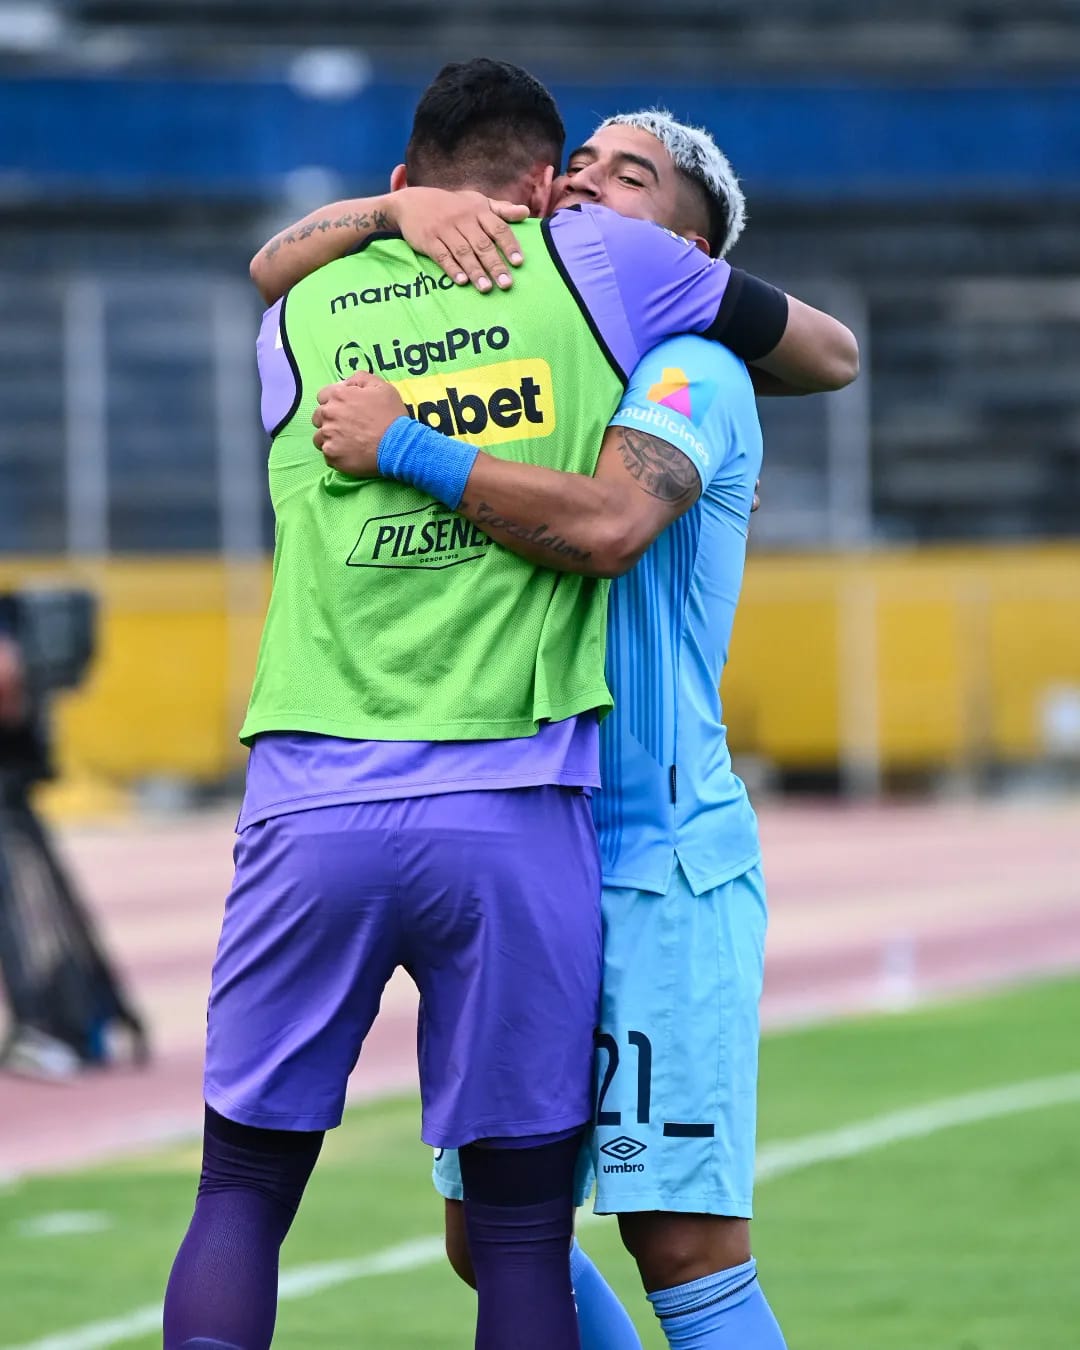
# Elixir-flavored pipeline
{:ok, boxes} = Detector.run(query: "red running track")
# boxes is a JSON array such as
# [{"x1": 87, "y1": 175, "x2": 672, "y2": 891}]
[{"x1": 1, "y1": 797, "x2": 1078, "y2": 1179}]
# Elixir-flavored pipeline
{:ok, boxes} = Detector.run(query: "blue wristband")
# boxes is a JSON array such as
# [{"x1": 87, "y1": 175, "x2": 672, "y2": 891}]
[{"x1": 376, "y1": 416, "x2": 480, "y2": 510}]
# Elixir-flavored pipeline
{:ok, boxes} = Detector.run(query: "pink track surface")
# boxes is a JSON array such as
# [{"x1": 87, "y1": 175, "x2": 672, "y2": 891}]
[{"x1": 1, "y1": 798, "x2": 1078, "y2": 1179}]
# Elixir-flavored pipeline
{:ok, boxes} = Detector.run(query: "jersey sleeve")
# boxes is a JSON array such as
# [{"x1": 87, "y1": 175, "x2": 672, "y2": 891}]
[
  {"x1": 546, "y1": 205, "x2": 730, "y2": 379},
  {"x1": 607, "y1": 336, "x2": 749, "y2": 491}
]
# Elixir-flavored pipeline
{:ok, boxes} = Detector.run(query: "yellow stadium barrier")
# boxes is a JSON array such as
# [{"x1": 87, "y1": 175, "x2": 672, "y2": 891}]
[
  {"x1": 725, "y1": 543, "x2": 1080, "y2": 780},
  {"x1": 2, "y1": 544, "x2": 1078, "y2": 795}
]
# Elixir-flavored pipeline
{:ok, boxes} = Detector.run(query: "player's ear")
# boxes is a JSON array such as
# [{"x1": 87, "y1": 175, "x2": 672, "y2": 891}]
[
  {"x1": 691, "y1": 234, "x2": 712, "y2": 257},
  {"x1": 389, "y1": 163, "x2": 408, "y2": 192},
  {"x1": 526, "y1": 163, "x2": 556, "y2": 217}
]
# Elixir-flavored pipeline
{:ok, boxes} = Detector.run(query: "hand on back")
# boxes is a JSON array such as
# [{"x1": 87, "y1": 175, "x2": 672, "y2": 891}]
[{"x1": 392, "y1": 187, "x2": 527, "y2": 293}]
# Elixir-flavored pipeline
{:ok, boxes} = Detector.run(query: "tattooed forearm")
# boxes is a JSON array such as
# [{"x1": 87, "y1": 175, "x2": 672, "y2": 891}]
[
  {"x1": 466, "y1": 500, "x2": 593, "y2": 563},
  {"x1": 263, "y1": 209, "x2": 392, "y2": 261},
  {"x1": 614, "y1": 427, "x2": 699, "y2": 503}
]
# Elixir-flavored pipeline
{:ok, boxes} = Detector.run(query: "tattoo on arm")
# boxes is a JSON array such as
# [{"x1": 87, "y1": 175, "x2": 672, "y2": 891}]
[
  {"x1": 464, "y1": 500, "x2": 593, "y2": 563},
  {"x1": 263, "y1": 209, "x2": 392, "y2": 261},
  {"x1": 614, "y1": 428, "x2": 699, "y2": 503}
]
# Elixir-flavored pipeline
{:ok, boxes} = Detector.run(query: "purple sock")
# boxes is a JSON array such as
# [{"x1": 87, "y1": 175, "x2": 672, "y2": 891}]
[
  {"x1": 460, "y1": 1133, "x2": 582, "y2": 1350},
  {"x1": 163, "y1": 1108, "x2": 323, "y2": 1350}
]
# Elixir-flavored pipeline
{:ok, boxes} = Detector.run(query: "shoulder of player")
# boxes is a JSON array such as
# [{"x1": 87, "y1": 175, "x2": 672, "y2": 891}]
[
  {"x1": 285, "y1": 231, "x2": 415, "y2": 294},
  {"x1": 284, "y1": 222, "x2": 545, "y2": 300},
  {"x1": 638, "y1": 334, "x2": 751, "y2": 390},
  {"x1": 644, "y1": 338, "x2": 756, "y2": 468}
]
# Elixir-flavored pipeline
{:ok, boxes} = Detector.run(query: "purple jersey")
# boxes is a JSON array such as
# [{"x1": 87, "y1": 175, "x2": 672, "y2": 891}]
[
  {"x1": 247, "y1": 205, "x2": 735, "y2": 817},
  {"x1": 255, "y1": 206, "x2": 732, "y2": 440},
  {"x1": 239, "y1": 717, "x2": 599, "y2": 829}
]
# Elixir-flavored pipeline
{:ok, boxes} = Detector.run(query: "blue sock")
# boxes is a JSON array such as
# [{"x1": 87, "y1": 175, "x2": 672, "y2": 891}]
[
  {"x1": 647, "y1": 1259, "x2": 788, "y2": 1349},
  {"x1": 570, "y1": 1240, "x2": 644, "y2": 1350}
]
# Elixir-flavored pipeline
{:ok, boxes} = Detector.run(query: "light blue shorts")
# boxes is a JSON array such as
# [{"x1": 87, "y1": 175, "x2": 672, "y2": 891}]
[{"x1": 434, "y1": 863, "x2": 767, "y2": 1217}]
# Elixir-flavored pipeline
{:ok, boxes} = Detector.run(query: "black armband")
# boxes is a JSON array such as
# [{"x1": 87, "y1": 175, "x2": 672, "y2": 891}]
[{"x1": 703, "y1": 268, "x2": 789, "y2": 362}]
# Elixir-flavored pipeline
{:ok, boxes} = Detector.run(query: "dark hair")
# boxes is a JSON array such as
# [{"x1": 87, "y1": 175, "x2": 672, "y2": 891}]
[{"x1": 405, "y1": 59, "x2": 565, "y2": 193}]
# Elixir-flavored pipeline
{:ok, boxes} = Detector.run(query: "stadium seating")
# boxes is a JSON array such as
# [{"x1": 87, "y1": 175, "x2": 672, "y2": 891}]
[
  {"x1": 0, "y1": 267, "x2": 257, "y2": 553},
  {"x1": 43, "y1": 0, "x2": 1080, "y2": 72},
  {"x1": 1, "y1": 4, "x2": 1077, "y2": 552},
  {"x1": 3, "y1": 230, "x2": 1076, "y2": 553}
]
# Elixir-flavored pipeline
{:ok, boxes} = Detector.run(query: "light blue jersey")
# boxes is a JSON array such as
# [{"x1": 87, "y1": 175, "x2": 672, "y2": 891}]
[
  {"x1": 435, "y1": 332, "x2": 772, "y2": 1220},
  {"x1": 595, "y1": 333, "x2": 763, "y2": 896}
]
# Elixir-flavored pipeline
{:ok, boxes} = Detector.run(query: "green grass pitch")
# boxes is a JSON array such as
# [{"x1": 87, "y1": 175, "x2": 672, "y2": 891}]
[{"x1": 3, "y1": 976, "x2": 1079, "y2": 1348}]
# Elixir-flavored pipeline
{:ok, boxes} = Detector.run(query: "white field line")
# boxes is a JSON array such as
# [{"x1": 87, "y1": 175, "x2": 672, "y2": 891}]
[
  {"x1": 16, "y1": 1213, "x2": 114, "y2": 1239},
  {"x1": 4, "y1": 1238, "x2": 446, "y2": 1350},
  {"x1": 753, "y1": 1071, "x2": 1080, "y2": 1182},
  {"x1": 7, "y1": 1072, "x2": 1080, "y2": 1350}
]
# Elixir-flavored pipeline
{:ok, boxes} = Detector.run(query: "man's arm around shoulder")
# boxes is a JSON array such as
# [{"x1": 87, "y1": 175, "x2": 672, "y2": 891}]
[
  {"x1": 310, "y1": 370, "x2": 702, "y2": 579},
  {"x1": 570, "y1": 206, "x2": 859, "y2": 393}
]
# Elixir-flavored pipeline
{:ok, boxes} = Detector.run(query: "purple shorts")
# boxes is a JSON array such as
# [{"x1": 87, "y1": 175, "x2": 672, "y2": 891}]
[{"x1": 203, "y1": 787, "x2": 601, "y2": 1148}]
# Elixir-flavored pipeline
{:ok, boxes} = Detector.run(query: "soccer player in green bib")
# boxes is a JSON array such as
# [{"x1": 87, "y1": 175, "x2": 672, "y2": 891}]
[{"x1": 163, "y1": 61, "x2": 857, "y2": 1350}]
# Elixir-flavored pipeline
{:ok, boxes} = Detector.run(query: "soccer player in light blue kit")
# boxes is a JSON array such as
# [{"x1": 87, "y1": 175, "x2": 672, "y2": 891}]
[{"x1": 313, "y1": 111, "x2": 813, "y2": 1349}]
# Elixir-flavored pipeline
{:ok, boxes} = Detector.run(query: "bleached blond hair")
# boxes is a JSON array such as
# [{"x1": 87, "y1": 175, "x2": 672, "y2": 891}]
[{"x1": 596, "y1": 108, "x2": 747, "y2": 258}]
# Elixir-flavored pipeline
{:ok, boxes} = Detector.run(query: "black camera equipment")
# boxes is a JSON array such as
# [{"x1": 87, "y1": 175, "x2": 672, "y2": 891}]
[{"x1": 0, "y1": 588, "x2": 149, "y2": 1077}]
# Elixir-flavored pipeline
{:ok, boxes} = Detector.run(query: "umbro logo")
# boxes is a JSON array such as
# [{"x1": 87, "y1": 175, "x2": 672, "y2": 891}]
[{"x1": 600, "y1": 1135, "x2": 647, "y2": 1161}]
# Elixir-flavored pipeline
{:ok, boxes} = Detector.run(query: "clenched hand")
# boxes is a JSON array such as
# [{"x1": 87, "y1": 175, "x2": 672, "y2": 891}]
[{"x1": 312, "y1": 373, "x2": 410, "y2": 478}]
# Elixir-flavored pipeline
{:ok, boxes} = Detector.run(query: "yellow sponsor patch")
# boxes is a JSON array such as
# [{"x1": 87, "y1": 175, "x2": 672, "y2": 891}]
[{"x1": 396, "y1": 359, "x2": 555, "y2": 448}]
